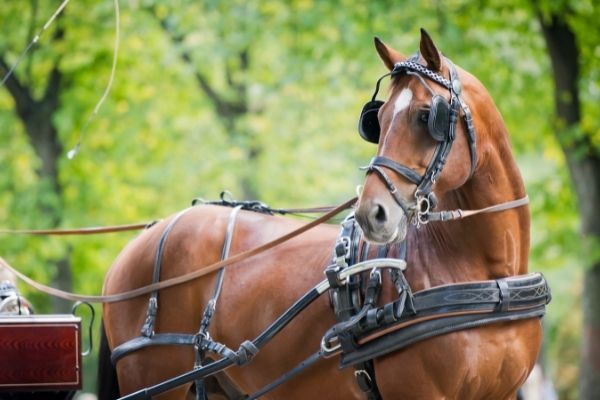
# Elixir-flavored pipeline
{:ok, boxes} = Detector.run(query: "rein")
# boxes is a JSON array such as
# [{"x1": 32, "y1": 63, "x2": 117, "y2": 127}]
[
  {"x1": 0, "y1": 205, "x2": 339, "y2": 236},
  {"x1": 0, "y1": 223, "x2": 154, "y2": 236},
  {"x1": 0, "y1": 197, "x2": 358, "y2": 304},
  {"x1": 426, "y1": 195, "x2": 529, "y2": 222},
  {"x1": 0, "y1": 195, "x2": 530, "y2": 305}
]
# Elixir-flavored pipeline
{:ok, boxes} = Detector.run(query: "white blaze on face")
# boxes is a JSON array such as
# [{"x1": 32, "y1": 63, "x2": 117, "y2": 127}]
[{"x1": 393, "y1": 88, "x2": 413, "y2": 121}]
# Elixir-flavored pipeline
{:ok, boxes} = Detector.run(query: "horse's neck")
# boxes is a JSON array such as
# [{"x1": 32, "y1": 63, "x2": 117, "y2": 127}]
[{"x1": 407, "y1": 135, "x2": 530, "y2": 289}]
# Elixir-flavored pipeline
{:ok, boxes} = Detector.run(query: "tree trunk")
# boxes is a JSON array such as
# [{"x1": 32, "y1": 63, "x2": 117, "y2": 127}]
[{"x1": 539, "y1": 14, "x2": 600, "y2": 400}]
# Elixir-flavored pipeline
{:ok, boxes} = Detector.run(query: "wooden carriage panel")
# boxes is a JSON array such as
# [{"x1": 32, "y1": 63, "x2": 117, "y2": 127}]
[{"x1": 0, "y1": 315, "x2": 81, "y2": 391}]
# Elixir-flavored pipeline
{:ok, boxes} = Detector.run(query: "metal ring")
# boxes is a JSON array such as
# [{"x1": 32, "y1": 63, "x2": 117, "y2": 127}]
[
  {"x1": 320, "y1": 335, "x2": 341, "y2": 357},
  {"x1": 417, "y1": 211, "x2": 430, "y2": 226},
  {"x1": 71, "y1": 301, "x2": 95, "y2": 357},
  {"x1": 417, "y1": 196, "x2": 430, "y2": 215}
]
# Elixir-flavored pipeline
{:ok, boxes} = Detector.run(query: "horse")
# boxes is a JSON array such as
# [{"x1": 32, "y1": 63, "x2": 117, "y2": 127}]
[{"x1": 99, "y1": 30, "x2": 544, "y2": 400}]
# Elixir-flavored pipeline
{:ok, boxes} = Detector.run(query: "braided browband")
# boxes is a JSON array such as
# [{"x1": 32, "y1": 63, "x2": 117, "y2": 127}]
[{"x1": 391, "y1": 60, "x2": 454, "y2": 92}]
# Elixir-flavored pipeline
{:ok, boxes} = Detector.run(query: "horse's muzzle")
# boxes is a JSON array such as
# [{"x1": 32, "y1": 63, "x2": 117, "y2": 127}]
[{"x1": 355, "y1": 198, "x2": 409, "y2": 244}]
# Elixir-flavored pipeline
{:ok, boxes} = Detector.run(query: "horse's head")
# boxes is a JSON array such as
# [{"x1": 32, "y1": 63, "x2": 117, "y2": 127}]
[{"x1": 355, "y1": 29, "x2": 478, "y2": 244}]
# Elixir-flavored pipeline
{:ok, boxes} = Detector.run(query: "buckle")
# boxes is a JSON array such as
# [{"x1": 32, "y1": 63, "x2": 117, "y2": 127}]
[
  {"x1": 414, "y1": 193, "x2": 431, "y2": 228},
  {"x1": 354, "y1": 369, "x2": 372, "y2": 383},
  {"x1": 194, "y1": 331, "x2": 211, "y2": 350},
  {"x1": 335, "y1": 236, "x2": 351, "y2": 261}
]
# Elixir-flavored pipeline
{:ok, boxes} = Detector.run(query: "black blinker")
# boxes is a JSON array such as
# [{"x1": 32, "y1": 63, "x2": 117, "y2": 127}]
[
  {"x1": 358, "y1": 100, "x2": 384, "y2": 144},
  {"x1": 428, "y1": 95, "x2": 451, "y2": 141}
]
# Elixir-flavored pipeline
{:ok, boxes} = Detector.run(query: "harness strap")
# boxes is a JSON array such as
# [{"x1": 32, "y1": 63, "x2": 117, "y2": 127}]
[
  {"x1": 365, "y1": 157, "x2": 422, "y2": 185},
  {"x1": 198, "y1": 205, "x2": 242, "y2": 336},
  {"x1": 111, "y1": 333, "x2": 196, "y2": 363},
  {"x1": 195, "y1": 206, "x2": 242, "y2": 400},
  {"x1": 141, "y1": 208, "x2": 194, "y2": 337},
  {"x1": 118, "y1": 287, "x2": 326, "y2": 400},
  {"x1": 359, "y1": 164, "x2": 414, "y2": 225},
  {"x1": 0, "y1": 222, "x2": 155, "y2": 235},
  {"x1": 247, "y1": 351, "x2": 324, "y2": 399},
  {"x1": 355, "y1": 364, "x2": 380, "y2": 400},
  {"x1": 445, "y1": 58, "x2": 478, "y2": 178},
  {"x1": 332, "y1": 272, "x2": 550, "y2": 369},
  {"x1": 363, "y1": 272, "x2": 549, "y2": 334},
  {"x1": 426, "y1": 196, "x2": 529, "y2": 222},
  {"x1": 340, "y1": 306, "x2": 547, "y2": 369},
  {"x1": 327, "y1": 215, "x2": 383, "y2": 400}
]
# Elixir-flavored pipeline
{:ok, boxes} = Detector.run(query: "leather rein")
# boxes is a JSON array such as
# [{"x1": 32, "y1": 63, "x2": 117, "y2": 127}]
[
  {"x1": 1, "y1": 193, "x2": 531, "y2": 305},
  {"x1": 0, "y1": 197, "x2": 357, "y2": 304},
  {"x1": 0, "y1": 223, "x2": 154, "y2": 236}
]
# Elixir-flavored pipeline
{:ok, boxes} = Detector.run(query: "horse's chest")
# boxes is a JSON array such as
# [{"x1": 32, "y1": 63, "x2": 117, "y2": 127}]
[{"x1": 373, "y1": 321, "x2": 540, "y2": 399}]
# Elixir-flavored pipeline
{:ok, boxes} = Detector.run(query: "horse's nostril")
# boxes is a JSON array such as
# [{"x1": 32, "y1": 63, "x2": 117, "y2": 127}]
[{"x1": 373, "y1": 204, "x2": 387, "y2": 224}]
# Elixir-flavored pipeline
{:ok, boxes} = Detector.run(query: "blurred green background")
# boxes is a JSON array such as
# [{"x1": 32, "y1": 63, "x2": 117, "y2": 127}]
[{"x1": 1, "y1": 0, "x2": 598, "y2": 398}]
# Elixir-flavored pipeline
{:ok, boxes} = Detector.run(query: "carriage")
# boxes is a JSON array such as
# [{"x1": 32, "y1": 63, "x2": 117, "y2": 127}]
[
  {"x1": 0, "y1": 281, "x2": 82, "y2": 400},
  {"x1": 2, "y1": 30, "x2": 551, "y2": 400}
]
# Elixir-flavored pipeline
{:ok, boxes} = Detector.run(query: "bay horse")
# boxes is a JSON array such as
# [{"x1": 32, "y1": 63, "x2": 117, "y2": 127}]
[{"x1": 99, "y1": 30, "x2": 544, "y2": 399}]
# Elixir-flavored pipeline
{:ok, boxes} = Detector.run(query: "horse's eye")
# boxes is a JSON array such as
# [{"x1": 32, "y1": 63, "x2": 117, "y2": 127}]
[{"x1": 419, "y1": 111, "x2": 429, "y2": 124}]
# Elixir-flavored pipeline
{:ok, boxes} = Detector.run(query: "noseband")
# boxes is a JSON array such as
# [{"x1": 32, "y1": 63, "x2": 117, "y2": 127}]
[{"x1": 359, "y1": 57, "x2": 478, "y2": 226}]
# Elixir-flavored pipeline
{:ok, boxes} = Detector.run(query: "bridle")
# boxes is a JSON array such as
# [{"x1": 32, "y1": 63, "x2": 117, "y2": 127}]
[{"x1": 359, "y1": 56, "x2": 478, "y2": 226}]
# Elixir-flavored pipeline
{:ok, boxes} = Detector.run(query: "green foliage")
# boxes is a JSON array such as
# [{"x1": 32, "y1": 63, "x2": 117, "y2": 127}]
[{"x1": 1, "y1": 0, "x2": 597, "y2": 396}]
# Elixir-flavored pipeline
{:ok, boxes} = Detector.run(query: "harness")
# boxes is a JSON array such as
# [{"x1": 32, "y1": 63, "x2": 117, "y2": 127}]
[
  {"x1": 114, "y1": 199, "x2": 551, "y2": 400},
  {"x1": 323, "y1": 215, "x2": 550, "y2": 398}
]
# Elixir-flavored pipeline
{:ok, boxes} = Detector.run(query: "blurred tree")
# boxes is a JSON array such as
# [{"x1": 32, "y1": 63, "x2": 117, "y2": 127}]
[
  {"x1": 144, "y1": 1, "x2": 258, "y2": 199},
  {"x1": 0, "y1": 0, "x2": 594, "y2": 396},
  {"x1": 534, "y1": 1, "x2": 600, "y2": 398},
  {"x1": 0, "y1": 3, "x2": 71, "y2": 311}
]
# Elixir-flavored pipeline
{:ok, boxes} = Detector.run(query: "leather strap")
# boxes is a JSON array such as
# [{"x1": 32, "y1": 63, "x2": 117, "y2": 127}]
[
  {"x1": 0, "y1": 204, "x2": 344, "y2": 236},
  {"x1": 347, "y1": 272, "x2": 550, "y2": 348},
  {"x1": 247, "y1": 351, "x2": 324, "y2": 399},
  {"x1": 195, "y1": 206, "x2": 242, "y2": 400},
  {"x1": 366, "y1": 156, "x2": 422, "y2": 184},
  {"x1": 141, "y1": 208, "x2": 193, "y2": 337},
  {"x1": 340, "y1": 306, "x2": 547, "y2": 368},
  {"x1": 111, "y1": 333, "x2": 196, "y2": 364},
  {"x1": 361, "y1": 165, "x2": 414, "y2": 219},
  {"x1": 426, "y1": 196, "x2": 529, "y2": 222},
  {"x1": 0, "y1": 197, "x2": 357, "y2": 304},
  {"x1": 0, "y1": 222, "x2": 154, "y2": 235}
]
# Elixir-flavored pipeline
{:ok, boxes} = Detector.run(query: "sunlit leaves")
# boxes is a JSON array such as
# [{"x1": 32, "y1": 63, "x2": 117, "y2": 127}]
[{"x1": 1, "y1": 0, "x2": 598, "y2": 395}]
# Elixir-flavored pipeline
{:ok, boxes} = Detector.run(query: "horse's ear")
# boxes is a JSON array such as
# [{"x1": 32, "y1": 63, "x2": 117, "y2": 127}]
[
  {"x1": 374, "y1": 37, "x2": 406, "y2": 71},
  {"x1": 419, "y1": 28, "x2": 442, "y2": 72}
]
